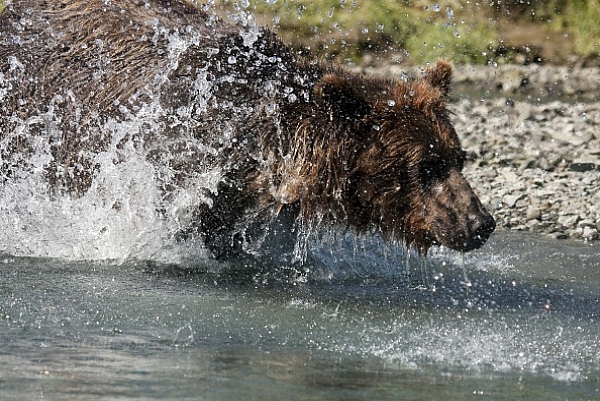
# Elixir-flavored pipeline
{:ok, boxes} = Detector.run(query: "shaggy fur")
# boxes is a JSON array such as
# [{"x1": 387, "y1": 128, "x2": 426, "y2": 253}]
[{"x1": 0, "y1": 0, "x2": 495, "y2": 255}]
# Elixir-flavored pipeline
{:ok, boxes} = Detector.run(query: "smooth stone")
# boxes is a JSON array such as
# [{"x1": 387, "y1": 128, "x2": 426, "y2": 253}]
[
  {"x1": 503, "y1": 194, "x2": 524, "y2": 208},
  {"x1": 526, "y1": 207, "x2": 541, "y2": 221},
  {"x1": 569, "y1": 162, "x2": 597, "y2": 172}
]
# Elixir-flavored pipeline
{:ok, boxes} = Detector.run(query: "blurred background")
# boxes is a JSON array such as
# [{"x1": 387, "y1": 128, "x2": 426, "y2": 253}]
[
  {"x1": 208, "y1": 0, "x2": 600, "y2": 67},
  {"x1": 1, "y1": 0, "x2": 598, "y2": 66}
]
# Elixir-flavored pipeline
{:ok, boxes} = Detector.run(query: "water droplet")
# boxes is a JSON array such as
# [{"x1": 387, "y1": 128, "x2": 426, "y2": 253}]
[
  {"x1": 373, "y1": 124, "x2": 380, "y2": 131},
  {"x1": 361, "y1": 27, "x2": 369, "y2": 34},
  {"x1": 328, "y1": 7, "x2": 334, "y2": 18},
  {"x1": 446, "y1": 7, "x2": 454, "y2": 20},
  {"x1": 228, "y1": 56, "x2": 237, "y2": 64},
  {"x1": 240, "y1": 0, "x2": 249, "y2": 9},
  {"x1": 266, "y1": 102, "x2": 277, "y2": 114},
  {"x1": 433, "y1": 4, "x2": 441, "y2": 12},
  {"x1": 387, "y1": 99, "x2": 396, "y2": 107},
  {"x1": 453, "y1": 29, "x2": 460, "y2": 38}
]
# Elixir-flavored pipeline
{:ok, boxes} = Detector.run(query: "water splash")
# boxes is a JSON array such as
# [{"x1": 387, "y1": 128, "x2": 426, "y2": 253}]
[
  {"x1": 0, "y1": 106, "x2": 221, "y2": 264},
  {"x1": 0, "y1": 27, "x2": 220, "y2": 264}
]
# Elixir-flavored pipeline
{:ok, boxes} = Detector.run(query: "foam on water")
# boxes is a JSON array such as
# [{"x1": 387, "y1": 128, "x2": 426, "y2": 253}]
[{"x1": 340, "y1": 312, "x2": 598, "y2": 381}]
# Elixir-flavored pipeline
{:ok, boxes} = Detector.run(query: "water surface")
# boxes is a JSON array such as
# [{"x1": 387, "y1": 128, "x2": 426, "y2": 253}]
[{"x1": 1, "y1": 231, "x2": 599, "y2": 400}]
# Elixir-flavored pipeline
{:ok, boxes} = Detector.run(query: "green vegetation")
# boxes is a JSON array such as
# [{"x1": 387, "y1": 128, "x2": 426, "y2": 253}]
[
  {"x1": 1, "y1": 0, "x2": 596, "y2": 65},
  {"x1": 537, "y1": 0, "x2": 600, "y2": 55},
  {"x1": 215, "y1": 0, "x2": 600, "y2": 65}
]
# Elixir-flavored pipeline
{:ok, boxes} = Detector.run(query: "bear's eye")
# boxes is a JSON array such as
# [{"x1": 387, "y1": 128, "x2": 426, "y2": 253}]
[{"x1": 420, "y1": 158, "x2": 450, "y2": 184}]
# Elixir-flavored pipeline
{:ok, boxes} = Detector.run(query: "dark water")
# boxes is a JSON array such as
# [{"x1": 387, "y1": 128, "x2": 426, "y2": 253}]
[{"x1": 1, "y1": 231, "x2": 599, "y2": 401}]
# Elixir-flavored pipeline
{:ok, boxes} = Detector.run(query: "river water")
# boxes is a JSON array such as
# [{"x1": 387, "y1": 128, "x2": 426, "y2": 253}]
[{"x1": 1, "y1": 230, "x2": 599, "y2": 401}]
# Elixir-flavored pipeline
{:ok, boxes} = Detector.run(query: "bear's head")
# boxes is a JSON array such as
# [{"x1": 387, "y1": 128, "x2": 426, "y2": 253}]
[{"x1": 271, "y1": 60, "x2": 495, "y2": 253}]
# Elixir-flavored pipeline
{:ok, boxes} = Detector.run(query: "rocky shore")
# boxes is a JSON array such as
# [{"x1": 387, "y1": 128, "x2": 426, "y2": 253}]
[
  {"x1": 367, "y1": 64, "x2": 600, "y2": 241},
  {"x1": 453, "y1": 65, "x2": 600, "y2": 241}
]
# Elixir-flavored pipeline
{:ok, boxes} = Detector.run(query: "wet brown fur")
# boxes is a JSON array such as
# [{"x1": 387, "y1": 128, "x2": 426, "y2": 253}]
[
  {"x1": 236, "y1": 58, "x2": 493, "y2": 253},
  {"x1": 0, "y1": 0, "x2": 495, "y2": 254}
]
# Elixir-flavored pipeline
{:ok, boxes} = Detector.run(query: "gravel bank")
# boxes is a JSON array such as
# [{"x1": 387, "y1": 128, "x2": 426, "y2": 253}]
[
  {"x1": 456, "y1": 96, "x2": 600, "y2": 241},
  {"x1": 368, "y1": 64, "x2": 600, "y2": 241}
]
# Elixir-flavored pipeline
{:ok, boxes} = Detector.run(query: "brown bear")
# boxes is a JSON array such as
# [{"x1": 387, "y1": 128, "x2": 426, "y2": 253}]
[{"x1": 0, "y1": 0, "x2": 495, "y2": 257}]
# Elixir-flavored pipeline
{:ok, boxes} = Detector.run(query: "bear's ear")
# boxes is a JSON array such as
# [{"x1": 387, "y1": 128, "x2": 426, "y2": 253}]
[
  {"x1": 424, "y1": 60, "x2": 453, "y2": 96},
  {"x1": 314, "y1": 73, "x2": 371, "y2": 120}
]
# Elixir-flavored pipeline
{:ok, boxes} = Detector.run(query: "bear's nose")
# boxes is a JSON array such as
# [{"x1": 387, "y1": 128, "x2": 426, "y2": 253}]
[{"x1": 465, "y1": 211, "x2": 496, "y2": 251}]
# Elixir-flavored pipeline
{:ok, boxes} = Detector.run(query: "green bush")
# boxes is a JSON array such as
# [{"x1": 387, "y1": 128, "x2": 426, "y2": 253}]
[
  {"x1": 214, "y1": 0, "x2": 600, "y2": 65},
  {"x1": 216, "y1": 1, "x2": 418, "y2": 62},
  {"x1": 493, "y1": 0, "x2": 600, "y2": 57},
  {"x1": 216, "y1": 0, "x2": 500, "y2": 64},
  {"x1": 405, "y1": 23, "x2": 498, "y2": 65},
  {"x1": 1, "y1": 0, "x2": 595, "y2": 64},
  {"x1": 552, "y1": 0, "x2": 600, "y2": 55}
]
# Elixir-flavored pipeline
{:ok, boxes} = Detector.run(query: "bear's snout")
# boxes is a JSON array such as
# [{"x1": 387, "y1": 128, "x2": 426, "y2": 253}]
[
  {"x1": 461, "y1": 208, "x2": 496, "y2": 252},
  {"x1": 426, "y1": 170, "x2": 496, "y2": 252}
]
